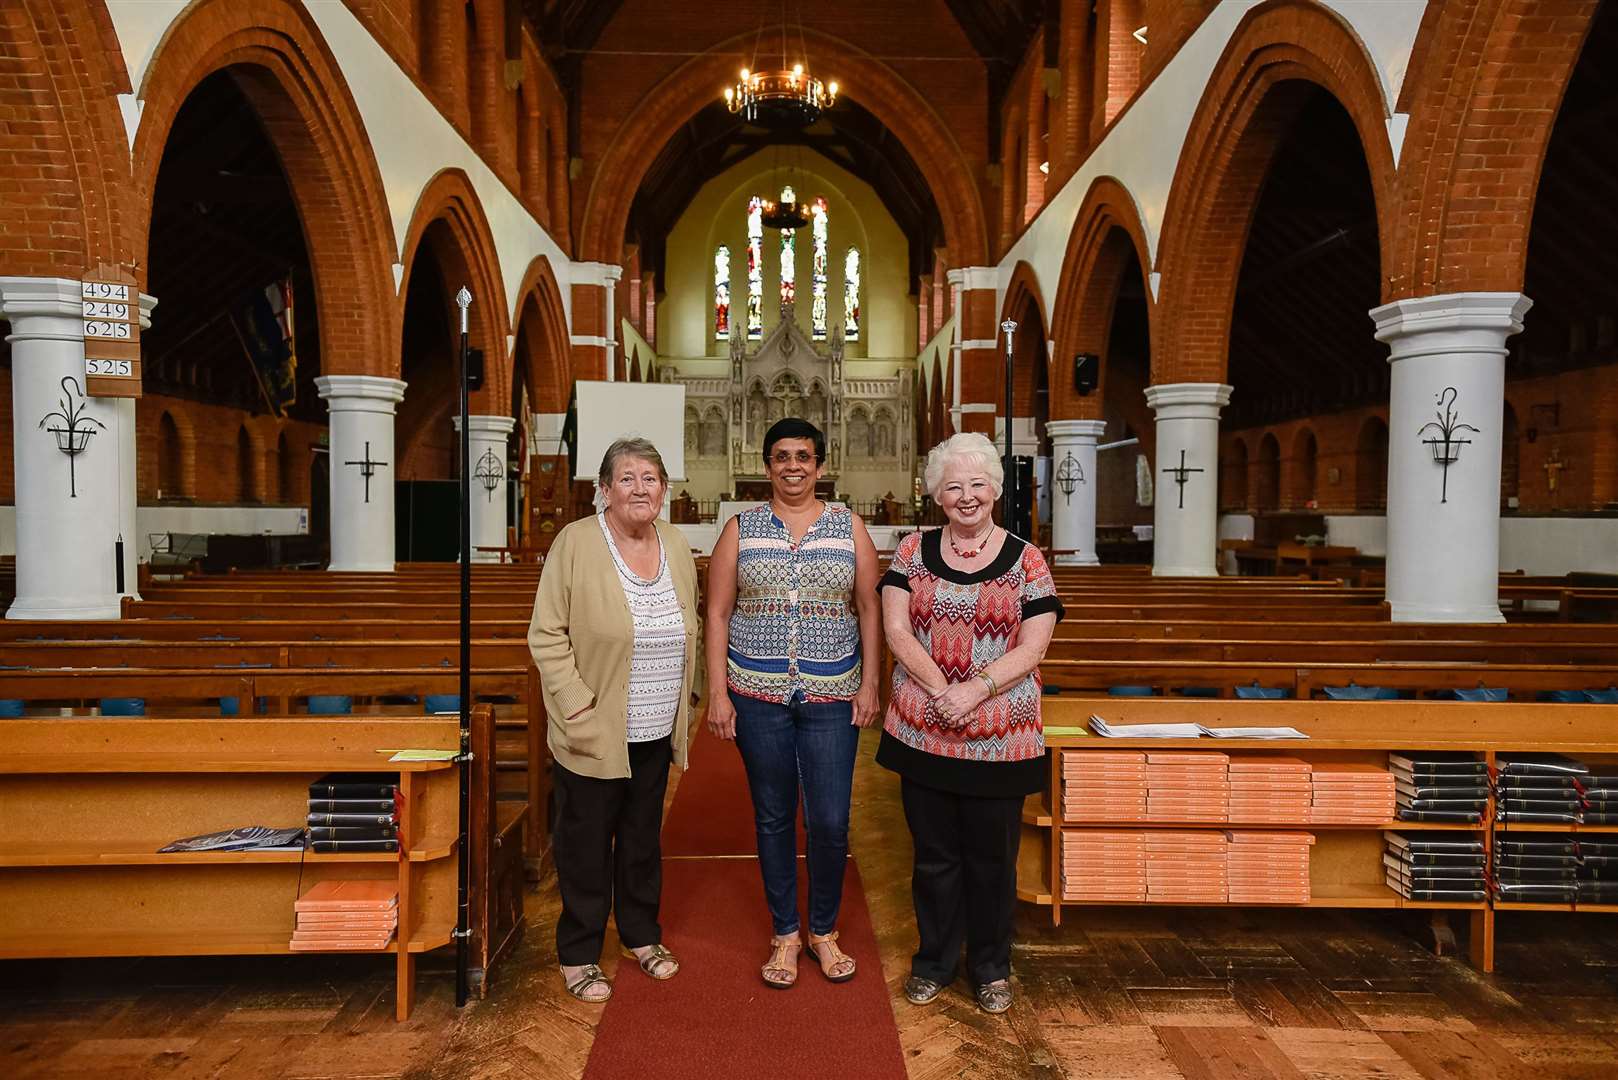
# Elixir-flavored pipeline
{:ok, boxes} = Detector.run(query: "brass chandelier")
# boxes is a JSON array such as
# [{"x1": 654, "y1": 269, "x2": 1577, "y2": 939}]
[{"x1": 723, "y1": 2, "x2": 837, "y2": 129}]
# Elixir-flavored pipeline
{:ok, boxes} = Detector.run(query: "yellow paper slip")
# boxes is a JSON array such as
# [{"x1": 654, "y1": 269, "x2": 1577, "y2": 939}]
[{"x1": 387, "y1": 749, "x2": 459, "y2": 762}]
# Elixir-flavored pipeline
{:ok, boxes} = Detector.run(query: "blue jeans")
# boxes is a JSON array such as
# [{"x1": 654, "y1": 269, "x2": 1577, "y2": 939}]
[{"x1": 731, "y1": 689, "x2": 859, "y2": 937}]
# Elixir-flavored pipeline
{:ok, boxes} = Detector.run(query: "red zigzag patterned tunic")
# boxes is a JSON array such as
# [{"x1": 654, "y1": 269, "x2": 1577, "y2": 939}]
[{"x1": 876, "y1": 529, "x2": 1064, "y2": 798}]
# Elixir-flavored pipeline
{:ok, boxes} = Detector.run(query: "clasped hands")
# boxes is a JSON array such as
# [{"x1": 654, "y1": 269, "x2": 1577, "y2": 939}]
[{"x1": 926, "y1": 676, "x2": 992, "y2": 729}]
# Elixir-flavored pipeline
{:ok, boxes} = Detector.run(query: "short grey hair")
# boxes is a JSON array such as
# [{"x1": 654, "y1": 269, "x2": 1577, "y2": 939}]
[
  {"x1": 595, "y1": 437, "x2": 668, "y2": 510},
  {"x1": 923, "y1": 432, "x2": 1004, "y2": 500}
]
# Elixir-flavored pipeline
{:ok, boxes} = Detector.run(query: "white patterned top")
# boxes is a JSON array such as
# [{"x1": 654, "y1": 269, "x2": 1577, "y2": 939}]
[{"x1": 598, "y1": 514, "x2": 686, "y2": 743}]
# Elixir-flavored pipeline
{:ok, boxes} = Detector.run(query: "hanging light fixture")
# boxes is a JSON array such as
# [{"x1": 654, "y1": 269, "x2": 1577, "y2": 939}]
[{"x1": 724, "y1": 1, "x2": 838, "y2": 129}]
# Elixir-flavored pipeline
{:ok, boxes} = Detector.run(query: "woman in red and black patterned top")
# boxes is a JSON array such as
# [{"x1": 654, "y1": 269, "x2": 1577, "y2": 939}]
[{"x1": 877, "y1": 432, "x2": 1063, "y2": 1016}]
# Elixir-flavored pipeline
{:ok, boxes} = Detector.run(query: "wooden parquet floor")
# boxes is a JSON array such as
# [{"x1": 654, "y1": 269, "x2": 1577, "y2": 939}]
[{"x1": 5, "y1": 727, "x2": 1618, "y2": 1079}]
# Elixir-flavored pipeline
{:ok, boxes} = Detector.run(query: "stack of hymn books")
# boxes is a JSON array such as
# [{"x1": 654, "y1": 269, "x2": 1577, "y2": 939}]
[
  {"x1": 1145, "y1": 831, "x2": 1228, "y2": 903},
  {"x1": 1062, "y1": 751, "x2": 1148, "y2": 823},
  {"x1": 1061, "y1": 830, "x2": 1147, "y2": 902},
  {"x1": 1227, "y1": 831, "x2": 1314, "y2": 904},
  {"x1": 1496, "y1": 755, "x2": 1588, "y2": 824},
  {"x1": 1309, "y1": 763, "x2": 1396, "y2": 824},
  {"x1": 1582, "y1": 774, "x2": 1618, "y2": 825},
  {"x1": 1383, "y1": 833, "x2": 1487, "y2": 901},
  {"x1": 1495, "y1": 835, "x2": 1618, "y2": 903},
  {"x1": 1227, "y1": 757, "x2": 1312, "y2": 824},
  {"x1": 1390, "y1": 753, "x2": 1488, "y2": 822},
  {"x1": 290, "y1": 879, "x2": 398, "y2": 950},
  {"x1": 1146, "y1": 751, "x2": 1229, "y2": 822},
  {"x1": 307, "y1": 773, "x2": 401, "y2": 853}
]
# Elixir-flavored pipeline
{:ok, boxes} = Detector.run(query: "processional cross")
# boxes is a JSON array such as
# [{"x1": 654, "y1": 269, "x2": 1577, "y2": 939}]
[
  {"x1": 344, "y1": 440, "x2": 387, "y2": 503},
  {"x1": 1162, "y1": 449, "x2": 1204, "y2": 510}
]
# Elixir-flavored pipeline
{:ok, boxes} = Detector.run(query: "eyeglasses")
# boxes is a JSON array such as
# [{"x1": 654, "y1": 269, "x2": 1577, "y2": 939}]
[{"x1": 769, "y1": 450, "x2": 817, "y2": 465}]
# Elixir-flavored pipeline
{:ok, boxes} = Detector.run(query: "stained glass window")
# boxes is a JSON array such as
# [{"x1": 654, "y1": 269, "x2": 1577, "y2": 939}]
[
  {"x1": 778, "y1": 186, "x2": 798, "y2": 311},
  {"x1": 810, "y1": 198, "x2": 828, "y2": 340},
  {"x1": 713, "y1": 244, "x2": 731, "y2": 338},
  {"x1": 746, "y1": 196, "x2": 764, "y2": 339},
  {"x1": 843, "y1": 247, "x2": 861, "y2": 341}
]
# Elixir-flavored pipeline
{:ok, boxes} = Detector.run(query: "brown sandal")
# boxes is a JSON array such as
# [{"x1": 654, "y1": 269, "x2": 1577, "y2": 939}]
[
  {"x1": 806, "y1": 930, "x2": 856, "y2": 983},
  {"x1": 761, "y1": 934, "x2": 801, "y2": 989}
]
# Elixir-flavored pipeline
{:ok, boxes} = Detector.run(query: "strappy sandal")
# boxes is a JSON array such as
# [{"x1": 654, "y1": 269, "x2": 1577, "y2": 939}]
[
  {"x1": 761, "y1": 934, "x2": 801, "y2": 989},
  {"x1": 561, "y1": 963, "x2": 612, "y2": 1003},
  {"x1": 627, "y1": 943, "x2": 680, "y2": 980},
  {"x1": 975, "y1": 979, "x2": 1012, "y2": 1014},
  {"x1": 805, "y1": 930, "x2": 856, "y2": 983}
]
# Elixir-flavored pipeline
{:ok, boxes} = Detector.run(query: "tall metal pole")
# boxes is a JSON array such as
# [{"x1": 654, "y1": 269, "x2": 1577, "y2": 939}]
[
  {"x1": 454, "y1": 285, "x2": 473, "y2": 1008},
  {"x1": 1000, "y1": 318, "x2": 1017, "y2": 530}
]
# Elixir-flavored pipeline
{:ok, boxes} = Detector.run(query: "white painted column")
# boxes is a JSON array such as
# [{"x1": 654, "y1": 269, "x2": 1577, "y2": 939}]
[
  {"x1": 1046, "y1": 419, "x2": 1107, "y2": 565},
  {"x1": 1145, "y1": 382, "x2": 1232, "y2": 577},
  {"x1": 454, "y1": 414, "x2": 516, "y2": 561},
  {"x1": 316, "y1": 374, "x2": 407, "y2": 571},
  {"x1": 2, "y1": 277, "x2": 154, "y2": 619},
  {"x1": 1372, "y1": 292, "x2": 1530, "y2": 622}
]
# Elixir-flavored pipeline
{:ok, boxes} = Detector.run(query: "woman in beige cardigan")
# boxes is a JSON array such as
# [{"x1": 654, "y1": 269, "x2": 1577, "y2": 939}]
[{"x1": 528, "y1": 437, "x2": 701, "y2": 1003}]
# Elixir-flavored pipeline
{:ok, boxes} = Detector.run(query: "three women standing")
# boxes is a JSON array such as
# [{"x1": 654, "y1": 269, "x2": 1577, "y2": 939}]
[
  {"x1": 528, "y1": 438, "x2": 700, "y2": 1002},
  {"x1": 705, "y1": 418, "x2": 883, "y2": 989}
]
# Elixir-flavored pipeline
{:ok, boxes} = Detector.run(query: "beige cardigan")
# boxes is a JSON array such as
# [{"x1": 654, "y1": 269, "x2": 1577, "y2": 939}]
[{"x1": 527, "y1": 514, "x2": 701, "y2": 779}]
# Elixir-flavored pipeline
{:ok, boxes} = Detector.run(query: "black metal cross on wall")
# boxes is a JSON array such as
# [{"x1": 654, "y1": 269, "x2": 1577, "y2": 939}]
[
  {"x1": 1162, "y1": 449, "x2": 1204, "y2": 510},
  {"x1": 344, "y1": 440, "x2": 387, "y2": 503}
]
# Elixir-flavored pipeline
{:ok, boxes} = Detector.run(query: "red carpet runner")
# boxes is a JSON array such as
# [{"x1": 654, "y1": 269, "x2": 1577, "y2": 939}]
[{"x1": 582, "y1": 729, "x2": 906, "y2": 1080}]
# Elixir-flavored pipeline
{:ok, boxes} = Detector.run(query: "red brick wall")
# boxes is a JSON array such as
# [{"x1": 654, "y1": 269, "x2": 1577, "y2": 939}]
[{"x1": 134, "y1": 393, "x2": 324, "y2": 505}]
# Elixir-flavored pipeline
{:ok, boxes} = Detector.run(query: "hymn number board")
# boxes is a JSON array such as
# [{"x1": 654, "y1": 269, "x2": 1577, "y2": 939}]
[{"x1": 81, "y1": 276, "x2": 142, "y2": 398}]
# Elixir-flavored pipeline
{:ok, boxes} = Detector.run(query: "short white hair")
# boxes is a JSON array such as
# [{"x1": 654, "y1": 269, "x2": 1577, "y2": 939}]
[{"x1": 923, "y1": 432, "x2": 1004, "y2": 500}]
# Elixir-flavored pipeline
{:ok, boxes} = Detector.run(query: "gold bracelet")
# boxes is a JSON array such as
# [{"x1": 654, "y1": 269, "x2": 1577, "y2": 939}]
[{"x1": 980, "y1": 672, "x2": 997, "y2": 696}]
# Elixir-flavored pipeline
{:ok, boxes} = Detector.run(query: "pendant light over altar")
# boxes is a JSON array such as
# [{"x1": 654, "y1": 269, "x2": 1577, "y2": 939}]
[{"x1": 724, "y1": 1, "x2": 838, "y2": 130}]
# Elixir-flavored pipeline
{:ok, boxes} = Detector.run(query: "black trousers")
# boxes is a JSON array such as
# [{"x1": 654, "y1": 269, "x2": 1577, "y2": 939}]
[
  {"x1": 552, "y1": 735, "x2": 672, "y2": 966},
  {"x1": 900, "y1": 776, "x2": 1023, "y2": 987}
]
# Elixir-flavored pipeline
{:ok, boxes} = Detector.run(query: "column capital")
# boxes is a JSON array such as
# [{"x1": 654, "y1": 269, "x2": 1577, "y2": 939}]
[
  {"x1": 315, "y1": 374, "x2": 407, "y2": 412},
  {"x1": 1046, "y1": 419, "x2": 1108, "y2": 442},
  {"x1": 572, "y1": 261, "x2": 623, "y2": 286},
  {"x1": 1371, "y1": 291, "x2": 1532, "y2": 360},
  {"x1": 946, "y1": 266, "x2": 997, "y2": 291},
  {"x1": 1145, "y1": 382, "x2": 1232, "y2": 420},
  {"x1": 0, "y1": 277, "x2": 157, "y2": 342},
  {"x1": 453, "y1": 414, "x2": 518, "y2": 436}
]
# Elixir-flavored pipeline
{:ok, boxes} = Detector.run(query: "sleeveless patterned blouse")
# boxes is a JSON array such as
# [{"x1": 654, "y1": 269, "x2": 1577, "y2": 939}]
[{"x1": 727, "y1": 503, "x2": 862, "y2": 703}]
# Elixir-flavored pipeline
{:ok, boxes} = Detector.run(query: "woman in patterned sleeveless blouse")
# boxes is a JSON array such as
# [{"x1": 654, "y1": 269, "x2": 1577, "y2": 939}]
[
  {"x1": 877, "y1": 433, "x2": 1063, "y2": 1015},
  {"x1": 705, "y1": 418, "x2": 883, "y2": 990}
]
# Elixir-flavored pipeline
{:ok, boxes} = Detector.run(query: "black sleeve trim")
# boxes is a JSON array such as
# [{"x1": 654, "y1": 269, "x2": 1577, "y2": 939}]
[
  {"x1": 878, "y1": 568, "x2": 912, "y2": 595},
  {"x1": 1022, "y1": 595, "x2": 1064, "y2": 622}
]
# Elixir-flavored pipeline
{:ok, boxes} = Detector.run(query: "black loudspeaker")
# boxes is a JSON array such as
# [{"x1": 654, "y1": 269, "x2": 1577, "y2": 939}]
[
  {"x1": 1073, "y1": 353, "x2": 1098, "y2": 396},
  {"x1": 466, "y1": 348, "x2": 485, "y2": 391}
]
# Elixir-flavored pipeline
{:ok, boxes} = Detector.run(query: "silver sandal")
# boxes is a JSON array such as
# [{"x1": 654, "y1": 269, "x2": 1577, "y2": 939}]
[
  {"x1": 562, "y1": 963, "x2": 612, "y2": 1002},
  {"x1": 630, "y1": 943, "x2": 680, "y2": 980},
  {"x1": 975, "y1": 979, "x2": 1012, "y2": 1014}
]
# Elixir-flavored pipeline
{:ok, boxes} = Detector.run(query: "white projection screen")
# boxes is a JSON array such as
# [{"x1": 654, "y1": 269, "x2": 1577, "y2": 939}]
[{"x1": 572, "y1": 380, "x2": 687, "y2": 482}]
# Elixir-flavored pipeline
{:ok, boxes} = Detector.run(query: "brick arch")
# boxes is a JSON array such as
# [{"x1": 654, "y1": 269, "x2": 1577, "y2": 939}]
[
  {"x1": 511, "y1": 255, "x2": 572, "y2": 415},
  {"x1": 0, "y1": 1, "x2": 135, "y2": 277},
  {"x1": 1153, "y1": 0, "x2": 1397, "y2": 385},
  {"x1": 1387, "y1": 0, "x2": 1601, "y2": 298},
  {"x1": 1222, "y1": 435, "x2": 1250, "y2": 511},
  {"x1": 398, "y1": 169, "x2": 511, "y2": 413},
  {"x1": 578, "y1": 32, "x2": 987, "y2": 268},
  {"x1": 998, "y1": 102, "x2": 1028, "y2": 254},
  {"x1": 1049, "y1": 176, "x2": 1155, "y2": 422},
  {"x1": 156, "y1": 406, "x2": 197, "y2": 500},
  {"x1": 1000, "y1": 261, "x2": 1048, "y2": 422},
  {"x1": 130, "y1": 0, "x2": 396, "y2": 375}
]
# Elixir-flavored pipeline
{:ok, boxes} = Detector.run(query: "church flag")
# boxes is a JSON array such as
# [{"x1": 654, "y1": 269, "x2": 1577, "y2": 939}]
[{"x1": 238, "y1": 277, "x2": 297, "y2": 416}]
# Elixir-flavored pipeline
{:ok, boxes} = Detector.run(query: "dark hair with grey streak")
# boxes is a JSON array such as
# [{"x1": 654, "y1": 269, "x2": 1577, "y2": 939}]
[{"x1": 596, "y1": 437, "x2": 669, "y2": 507}]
